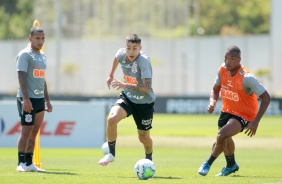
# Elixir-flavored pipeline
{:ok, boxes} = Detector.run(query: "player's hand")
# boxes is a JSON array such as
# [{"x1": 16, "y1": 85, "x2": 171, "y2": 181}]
[
  {"x1": 45, "y1": 101, "x2": 53, "y2": 112},
  {"x1": 107, "y1": 76, "x2": 114, "y2": 89},
  {"x1": 23, "y1": 98, "x2": 33, "y2": 113},
  {"x1": 111, "y1": 79, "x2": 125, "y2": 90},
  {"x1": 244, "y1": 121, "x2": 258, "y2": 137},
  {"x1": 207, "y1": 104, "x2": 215, "y2": 113}
]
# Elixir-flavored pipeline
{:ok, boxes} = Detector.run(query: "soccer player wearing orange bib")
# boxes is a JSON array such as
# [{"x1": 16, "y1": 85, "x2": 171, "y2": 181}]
[
  {"x1": 99, "y1": 34, "x2": 155, "y2": 166},
  {"x1": 198, "y1": 45, "x2": 270, "y2": 176}
]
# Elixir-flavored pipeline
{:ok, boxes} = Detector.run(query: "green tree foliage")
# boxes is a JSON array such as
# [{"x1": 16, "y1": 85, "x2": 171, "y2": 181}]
[
  {"x1": 0, "y1": 0, "x2": 270, "y2": 39},
  {"x1": 0, "y1": 0, "x2": 34, "y2": 39},
  {"x1": 198, "y1": 0, "x2": 270, "y2": 36}
]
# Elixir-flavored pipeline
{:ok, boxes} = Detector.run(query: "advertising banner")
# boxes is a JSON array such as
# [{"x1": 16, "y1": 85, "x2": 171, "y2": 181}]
[{"x1": 0, "y1": 101, "x2": 106, "y2": 148}]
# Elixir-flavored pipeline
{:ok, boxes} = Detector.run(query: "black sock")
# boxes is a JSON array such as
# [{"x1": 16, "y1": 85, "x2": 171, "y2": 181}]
[
  {"x1": 145, "y1": 152, "x2": 153, "y2": 161},
  {"x1": 225, "y1": 154, "x2": 236, "y2": 168},
  {"x1": 206, "y1": 154, "x2": 217, "y2": 166},
  {"x1": 25, "y1": 152, "x2": 33, "y2": 166},
  {"x1": 18, "y1": 152, "x2": 25, "y2": 165},
  {"x1": 108, "y1": 141, "x2": 116, "y2": 157}
]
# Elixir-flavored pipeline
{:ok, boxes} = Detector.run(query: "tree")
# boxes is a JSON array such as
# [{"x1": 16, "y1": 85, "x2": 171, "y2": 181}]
[
  {"x1": 0, "y1": 0, "x2": 270, "y2": 39},
  {"x1": 198, "y1": 0, "x2": 270, "y2": 36},
  {"x1": 0, "y1": 0, "x2": 34, "y2": 39}
]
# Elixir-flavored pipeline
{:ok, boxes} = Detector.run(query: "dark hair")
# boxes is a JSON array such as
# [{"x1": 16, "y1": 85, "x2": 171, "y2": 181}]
[
  {"x1": 125, "y1": 34, "x2": 141, "y2": 44},
  {"x1": 30, "y1": 26, "x2": 44, "y2": 36},
  {"x1": 226, "y1": 45, "x2": 241, "y2": 55}
]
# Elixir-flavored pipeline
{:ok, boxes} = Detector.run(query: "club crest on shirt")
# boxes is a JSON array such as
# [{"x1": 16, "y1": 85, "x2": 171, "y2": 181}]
[
  {"x1": 42, "y1": 55, "x2": 47, "y2": 65},
  {"x1": 25, "y1": 114, "x2": 32, "y2": 123},
  {"x1": 239, "y1": 70, "x2": 245, "y2": 75},
  {"x1": 132, "y1": 62, "x2": 137, "y2": 73}
]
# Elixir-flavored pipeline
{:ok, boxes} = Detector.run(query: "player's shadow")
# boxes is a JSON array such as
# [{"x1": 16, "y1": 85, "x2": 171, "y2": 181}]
[
  {"x1": 42, "y1": 171, "x2": 77, "y2": 175},
  {"x1": 154, "y1": 176, "x2": 182, "y2": 180},
  {"x1": 231, "y1": 175, "x2": 282, "y2": 179}
]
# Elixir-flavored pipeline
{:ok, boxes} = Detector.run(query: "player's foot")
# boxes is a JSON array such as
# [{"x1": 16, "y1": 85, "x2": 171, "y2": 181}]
[
  {"x1": 98, "y1": 153, "x2": 115, "y2": 166},
  {"x1": 16, "y1": 162, "x2": 27, "y2": 172},
  {"x1": 215, "y1": 163, "x2": 239, "y2": 176},
  {"x1": 198, "y1": 162, "x2": 211, "y2": 176},
  {"x1": 25, "y1": 164, "x2": 46, "y2": 172}
]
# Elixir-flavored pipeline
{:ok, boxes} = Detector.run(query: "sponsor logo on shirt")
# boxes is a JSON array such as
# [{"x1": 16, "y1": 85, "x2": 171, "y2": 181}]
[
  {"x1": 227, "y1": 80, "x2": 233, "y2": 87},
  {"x1": 221, "y1": 88, "x2": 239, "y2": 101},
  {"x1": 33, "y1": 69, "x2": 45, "y2": 78},
  {"x1": 34, "y1": 89, "x2": 44, "y2": 95},
  {"x1": 124, "y1": 75, "x2": 138, "y2": 84},
  {"x1": 126, "y1": 92, "x2": 144, "y2": 100}
]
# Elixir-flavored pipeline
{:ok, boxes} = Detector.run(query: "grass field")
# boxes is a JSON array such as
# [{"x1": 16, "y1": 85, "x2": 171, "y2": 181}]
[{"x1": 0, "y1": 114, "x2": 281, "y2": 184}]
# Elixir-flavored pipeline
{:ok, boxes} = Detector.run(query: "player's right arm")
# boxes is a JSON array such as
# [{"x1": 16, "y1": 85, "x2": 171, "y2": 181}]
[
  {"x1": 207, "y1": 84, "x2": 220, "y2": 113},
  {"x1": 18, "y1": 71, "x2": 33, "y2": 113},
  {"x1": 208, "y1": 70, "x2": 221, "y2": 113},
  {"x1": 107, "y1": 57, "x2": 119, "y2": 89}
]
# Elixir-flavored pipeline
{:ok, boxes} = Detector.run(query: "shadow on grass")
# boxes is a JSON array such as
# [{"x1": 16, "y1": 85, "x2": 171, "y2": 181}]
[
  {"x1": 121, "y1": 176, "x2": 182, "y2": 180},
  {"x1": 231, "y1": 175, "x2": 282, "y2": 179},
  {"x1": 42, "y1": 171, "x2": 77, "y2": 175},
  {"x1": 153, "y1": 176, "x2": 182, "y2": 180}
]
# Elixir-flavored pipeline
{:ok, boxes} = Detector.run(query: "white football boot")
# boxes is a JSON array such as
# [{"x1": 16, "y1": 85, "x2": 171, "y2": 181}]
[
  {"x1": 16, "y1": 162, "x2": 27, "y2": 172},
  {"x1": 98, "y1": 153, "x2": 115, "y2": 166},
  {"x1": 25, "y1": 164, "x2": 46, "y2": 172}
]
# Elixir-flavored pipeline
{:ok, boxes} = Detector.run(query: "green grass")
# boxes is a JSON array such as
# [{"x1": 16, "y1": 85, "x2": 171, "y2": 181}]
[
  {"x1": 0, "y1": 114, "x2": 282, "y2": 184},
  {"x1": 119, "y1": 114, "x2": 282, "y2": 137}
]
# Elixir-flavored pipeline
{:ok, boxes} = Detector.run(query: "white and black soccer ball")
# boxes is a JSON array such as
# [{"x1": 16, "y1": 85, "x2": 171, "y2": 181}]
[
  {"x1": 134, "y1": 159, "x2": 156, "y2": 180},
  {"x1": 101, "y1": 142, "x2": 109, "y2": 155}
]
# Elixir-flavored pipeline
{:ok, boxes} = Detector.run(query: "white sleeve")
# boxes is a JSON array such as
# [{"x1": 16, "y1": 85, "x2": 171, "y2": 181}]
[
  {"x1": 243, "y1": 73, "x2": 266, "y2": 96},
  {"x1": 16, "y1": 52, "x2": 29, "y2": 72},
  {"x1": 115, "y1": 48, "x2": 126, "y2": 62},
  {"x1": 214, "y1": 71, "x2": 220, "y2": 86}
]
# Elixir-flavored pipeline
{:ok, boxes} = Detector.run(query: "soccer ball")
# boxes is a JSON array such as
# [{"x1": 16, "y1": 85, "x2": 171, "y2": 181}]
[
  {"x1": 101, "y1": 142, "x2": 109, "y2": 155},
  {"x1": 134, "y1": 159, "x2": 156, "y2": 180}
]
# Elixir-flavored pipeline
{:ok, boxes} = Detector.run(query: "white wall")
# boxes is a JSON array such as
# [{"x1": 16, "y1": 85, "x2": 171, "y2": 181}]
[
  {"x1": 270, "y1": 0, "x2": 282, "y2": 96},
  {"x1": 0, "y1": 35, "x2": 277, "y2": 96}
]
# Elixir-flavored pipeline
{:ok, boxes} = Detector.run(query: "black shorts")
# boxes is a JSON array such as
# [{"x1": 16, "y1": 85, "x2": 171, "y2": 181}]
[
  {"x1": 114, "y1": 92, "x2": 154, "y2": 131},
  {"x1": 17, "y1": 97, "x2": 45, "y2": 126},
  {"x1": 218, "y1": 111, "x2": 249, "y2": 132}
]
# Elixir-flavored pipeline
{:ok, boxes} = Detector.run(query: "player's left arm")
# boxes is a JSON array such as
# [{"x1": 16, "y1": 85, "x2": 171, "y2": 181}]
[
  {"x1": 110, "y1": 78, "x2": 152, "y2": 93},
  {"x1": 126, "y1": 78, "x2": 152, "y2": 93},
  {"x1": 244, "y1": 74, "x2": 270, "y2": 137},
  {"x1": 44, "y1": 80, "x2": 53, "y2": 112},
  {"x1": 245, "y1": 91, "x2": 270, "y2": 137}
]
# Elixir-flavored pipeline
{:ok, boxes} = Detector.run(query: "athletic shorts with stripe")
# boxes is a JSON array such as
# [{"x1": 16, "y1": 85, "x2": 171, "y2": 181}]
[
  {"x1": 218, "y1": 111, "x2": 249, "y2": 132},
  {"x1": 114, "y1": 92, "x2": 154, "y2": 131}
]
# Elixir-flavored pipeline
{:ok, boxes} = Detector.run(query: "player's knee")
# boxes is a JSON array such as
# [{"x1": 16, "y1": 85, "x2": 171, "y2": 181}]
[
  {"x1": 30, "y1": 129, "x2": 39, "y2": 139},
  {"x1": 107, "y1": 116, "x2": 119, "y2": 126},
  {"x1": 138, "y1": 136, "x2": 144, "y2": 143},
  {"x1": 217, "y1": 131, "x2": 229, "y2": 142},
  {"x1": 138, "y1": 136, "x2": 150, "y2": 144},
  {"x1": 21, "y1": 125, "x2": 34, "y2": 137}
]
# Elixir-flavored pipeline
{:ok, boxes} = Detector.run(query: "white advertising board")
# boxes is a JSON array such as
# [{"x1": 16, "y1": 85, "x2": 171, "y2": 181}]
[{"x1": 0, "y1": 101, "x2": 106, "y2": 148}]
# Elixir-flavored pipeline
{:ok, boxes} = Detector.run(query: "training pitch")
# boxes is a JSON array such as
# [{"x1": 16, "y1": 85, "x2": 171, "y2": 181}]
[{"x1": 0, "y1": 114, "x2": 281, "y2": 184}]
